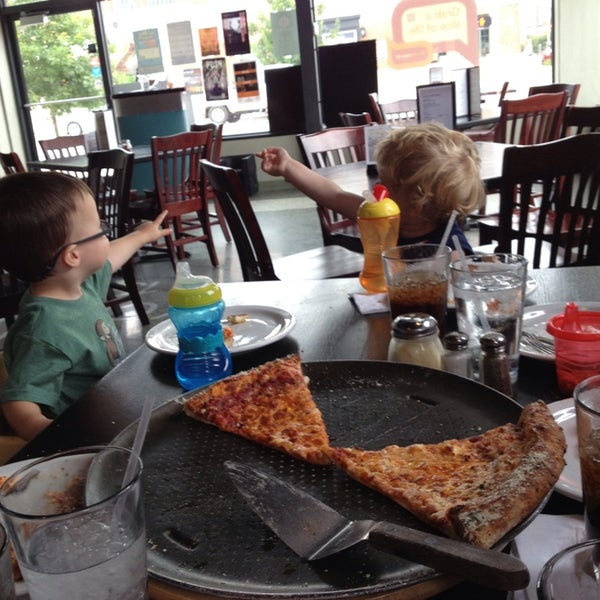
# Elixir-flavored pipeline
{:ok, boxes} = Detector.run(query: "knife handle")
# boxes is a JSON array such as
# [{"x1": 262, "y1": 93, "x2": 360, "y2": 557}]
[{"x1": 368, "y1": 521, "x2": 529, "y2": 591}]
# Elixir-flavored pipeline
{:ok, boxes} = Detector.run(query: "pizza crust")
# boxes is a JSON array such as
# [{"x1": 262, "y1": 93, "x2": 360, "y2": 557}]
[{"x1": 330, "y1": 401, "x2": 566, "y2": 548}]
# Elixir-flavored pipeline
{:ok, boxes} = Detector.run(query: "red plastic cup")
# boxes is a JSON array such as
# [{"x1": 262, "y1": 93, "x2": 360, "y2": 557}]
[{"x1": 546, "y1": 303, "x2": 600, "y2": 396}]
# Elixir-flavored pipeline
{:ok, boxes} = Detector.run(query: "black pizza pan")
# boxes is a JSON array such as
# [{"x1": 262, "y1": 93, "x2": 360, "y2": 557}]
[{"x1": 110, "y1": 360, "x2": 532, "y2": 599}]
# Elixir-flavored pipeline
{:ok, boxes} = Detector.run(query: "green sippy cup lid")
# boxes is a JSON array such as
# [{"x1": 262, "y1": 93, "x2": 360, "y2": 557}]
[{"x1": 168, "y1": 262, "x2": 222, "y2": 308}]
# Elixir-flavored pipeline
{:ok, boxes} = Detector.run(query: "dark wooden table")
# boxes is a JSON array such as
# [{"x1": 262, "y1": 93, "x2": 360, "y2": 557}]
[
  {"x1": 455, "y1": 105, "x2": 501, "y2": 131},
  {"x1": 317, "y1": 141, "x2": 510, "y2": 191},
  {"x1": 27, "y1": 144, "x2": 152, "y2": 173},
  {"x1": 10, "y1": 266, "x2": 595, "y2": 600}
]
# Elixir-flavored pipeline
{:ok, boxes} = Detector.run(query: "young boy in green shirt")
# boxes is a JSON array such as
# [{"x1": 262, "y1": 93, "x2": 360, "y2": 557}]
[{"x1": 0, "y1": 171, "x2": 171, "y2": 440}]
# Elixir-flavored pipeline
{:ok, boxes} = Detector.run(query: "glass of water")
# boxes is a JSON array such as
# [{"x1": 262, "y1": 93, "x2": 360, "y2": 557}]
[
  {"x1": 0, "y1": 446, "x2": 147, "y2": 600},
  {"x1": 450, "y1": 253, "x2": 528, "y2": 384}
]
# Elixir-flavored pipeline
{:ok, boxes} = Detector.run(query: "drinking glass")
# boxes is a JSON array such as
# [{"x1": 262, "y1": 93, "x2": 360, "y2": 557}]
[
  {"x1": 450, "y1": 253, "x2": 527, "y2": 383},
  {"x1": 382, "y1": 244, "x2": 450, "y2": 327},
  {"x1": 0, "y1": 522, "x2": 16, "y2": 600},
  {"x1": 0, "y1": 446, "x2": 147, "y2": 600}
]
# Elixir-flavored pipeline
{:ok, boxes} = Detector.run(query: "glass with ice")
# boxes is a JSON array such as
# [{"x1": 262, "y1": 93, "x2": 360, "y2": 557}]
[
  {"x1": 450, "y1": 253, "x2": 527, "y2": 384},
  {"x1": 0, "y1": 446, "x2": 147, "y2": 600}
]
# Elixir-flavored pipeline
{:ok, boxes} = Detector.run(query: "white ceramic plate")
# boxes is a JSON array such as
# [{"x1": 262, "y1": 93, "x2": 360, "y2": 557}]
[
  {"x1": 520, "y1": 301, "x2": 600, "y2": 362},
  {"x1": 549, "y1": 398, "x2": 582, "y2": 502},
  {"x1": 145, "y1": 305, "x2": 296, "y2": 356},
  {"x1": 447, "y1": 275, "x2": 537, "y2": 307},
  {"x1": 0, "y1": 458, "x2": 38, "y2": 599}
]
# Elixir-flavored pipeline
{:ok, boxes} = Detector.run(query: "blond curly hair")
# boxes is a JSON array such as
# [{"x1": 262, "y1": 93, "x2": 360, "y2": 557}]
[{"x1": 375, "y1": 122, "x2": 484, "y2": 225}]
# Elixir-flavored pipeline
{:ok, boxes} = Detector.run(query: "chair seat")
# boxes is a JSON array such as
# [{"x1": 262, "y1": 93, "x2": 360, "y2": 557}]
[{"x1": 273, "y1": 245, "x2": 363, "y2": 280}]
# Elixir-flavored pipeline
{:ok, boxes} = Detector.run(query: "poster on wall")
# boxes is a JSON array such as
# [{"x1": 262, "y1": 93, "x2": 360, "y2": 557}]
[
  {"x1": 199, "y1": 27, "x2": 220, "y2": 56},
  {"x1": 167, "y1": 21, "x2": 195, "y2": 65},
  {"x1": 233, "y1": 61, "x2": 259, "y2": 100},
  {"x1": 184, "y1": 68, "x2": 204, "y2": 94},
  {"x1": 203, "y1": 57, "x2": 229, "y2": 101},
  {"x1": 222, "y1": 10, "x2": 250, "y2": 56},
  {"x1": 133, "y1": 29, "x2": 164, "y2": 74}
]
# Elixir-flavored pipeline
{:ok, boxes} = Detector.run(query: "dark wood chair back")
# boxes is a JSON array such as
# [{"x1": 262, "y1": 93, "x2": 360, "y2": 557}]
[
  {"x1": 87, "y1": 148, "x2": 149, "y2": 324},
  {"x1": 338, "y1": 112, "x2": 372, "y2": 126},
  {"x1": 200, "y1": 159, "x2": 364, "y2": 281},
  {"x1": 0, "y1": 152, "x2": 25, "y2": 175},
  {"x1": 199, "y1": 159, "x2": 277, "y2": 281},
  {"x1": 296, "y1": 127, "x2": 364, "y2": 252},
  {"x1": 368, "y1": 92, "x2": 384, "y2": 124},
  {"x1": 39, "y1": 135, "x2": 86, "y2": 160},
  {"x1": 297, "y1": 126, "x2": 366, "y2": 169},
  {"x1": 151, "y1": 131, "x2": 218, "y2": 268},
  {"x1": 377, "y1": 98, "x2": 418, "y2": 125},
  {"x1": 528, "y1": 83, "x2": 581, "y2": 106},
  {"x1": 561, "y1": 105, "x2": 600, "y2": 136},
  {"x1": 493, "y1": 133, "x2": 600, "y2": 268},
  {"x1": 495, "y1": 92, "x2": 568, "y2": 145}
]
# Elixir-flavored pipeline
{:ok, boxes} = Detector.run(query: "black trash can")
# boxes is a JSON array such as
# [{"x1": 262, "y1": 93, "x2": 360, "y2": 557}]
[{"x1": 220, "y1": 154, "x2": 259, "y2": 197}]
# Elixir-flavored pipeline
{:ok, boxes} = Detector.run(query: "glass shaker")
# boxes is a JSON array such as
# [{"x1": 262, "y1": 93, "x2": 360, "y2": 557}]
[
  {"x1": 388, "y1": 313, "x2": 444, "y2": 369},
  {"x1": 479, "y1": 331, "x2": 512, "y2": 396},
  {"x1": 442, "y1": 331, "x2": 473, "y2": 378}
]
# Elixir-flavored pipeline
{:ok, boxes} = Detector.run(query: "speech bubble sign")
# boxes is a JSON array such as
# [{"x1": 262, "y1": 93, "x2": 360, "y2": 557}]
[{"x1": 391, "y1": 0, "x2": 479, "y2": 67}]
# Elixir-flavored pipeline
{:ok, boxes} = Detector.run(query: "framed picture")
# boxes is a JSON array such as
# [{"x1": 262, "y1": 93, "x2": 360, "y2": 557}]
[
  {"x1": 221, "y1": 10, "x2": 250, "y2": 56},
  {"x1": 416, "y1": 82, "x2": 456, "y2": 130},
  {"x1": 203, "y1": 57, "x2": 228, "y2": 101},
  {"x1": 199, "y1": 27, "x2": 220, "y2": 57}
]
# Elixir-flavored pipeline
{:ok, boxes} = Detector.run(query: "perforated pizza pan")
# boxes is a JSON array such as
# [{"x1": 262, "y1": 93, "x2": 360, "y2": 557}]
[{"x1": 111, "y1": 360, "x2": 528, "y2": 599}]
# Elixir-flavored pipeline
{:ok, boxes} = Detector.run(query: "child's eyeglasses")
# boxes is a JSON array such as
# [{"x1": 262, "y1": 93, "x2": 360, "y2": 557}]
[{"x1": 38, "y1": 221, "x2": 111, "y2": 280}]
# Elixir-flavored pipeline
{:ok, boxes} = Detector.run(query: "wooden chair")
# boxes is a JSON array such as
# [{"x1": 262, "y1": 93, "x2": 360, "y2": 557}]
[
  {"x1": 473, "y1": 91, "x2": 569, "y2": 220},
  {"x1": 151, "y1": 131, "x2": 219, "y2": 269},
  {"x1": 199, "y1": 159, "x2": 364, "y2": 282},
  {"x1": 190, "y1": 123, "x2": 231, "y2": 242},
  {"x1": 297, "y1": 126, "x2": 364, "y2": 252},
  {"x1": 338, "y1": 111, "x2": 372, "y2": 126},
  {"x1": 39, "y1": 134, "x2": 86, "y2": 159},
  {"x1": 528, "y1": 83, "x2": 581, "y2": 106},
  {"x1": 368, "y1": 92, "x2": 384, "y2": 124},
  {"x1": 561, "y1": 105, "x2": 600, "y2": 136},
  {"x1": 476, "y1": 133, "x2": 600, "y2": 268},
  {"x1": 0, "y1": 152, "x2": 25, "y2": 175},
  {"x1": 87, "y1": 148, "x2": 149, "y2": 325},
  {"x1": 377, "y1": 99, "x2": 418, "y2": 126}
]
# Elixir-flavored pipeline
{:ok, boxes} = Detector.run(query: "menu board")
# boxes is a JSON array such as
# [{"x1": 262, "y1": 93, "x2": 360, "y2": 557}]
[{"x1": 416, "y1": 82, "x2": 456, "y2": 130}]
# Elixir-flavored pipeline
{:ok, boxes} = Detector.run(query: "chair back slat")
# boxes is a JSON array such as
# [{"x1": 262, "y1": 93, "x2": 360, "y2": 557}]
[
  {"x1": 39, "y1": 135, "x2": 86, "y2": 160},
  {"x1": 378, "y1": 99, "x2": 418, "y2": 125}
]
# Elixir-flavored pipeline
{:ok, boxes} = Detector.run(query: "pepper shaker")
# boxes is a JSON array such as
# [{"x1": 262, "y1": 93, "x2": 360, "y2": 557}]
[{"x1": 479, "y1": 331, "x2": 512, "y2": 396}]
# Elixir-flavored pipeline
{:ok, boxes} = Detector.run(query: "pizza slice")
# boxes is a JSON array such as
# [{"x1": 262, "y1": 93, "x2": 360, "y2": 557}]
[
  {"x1": 183, "y1": 354, "x2": 331, "y2": 465},
  {"x1": 329, "y1": 401, "x2": 566, "y2": 548}
]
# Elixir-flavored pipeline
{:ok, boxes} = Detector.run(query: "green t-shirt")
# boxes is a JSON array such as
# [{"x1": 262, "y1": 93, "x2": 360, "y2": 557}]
[{"x1": 2, "y1": 261, "x2": 125, "y2": 418}]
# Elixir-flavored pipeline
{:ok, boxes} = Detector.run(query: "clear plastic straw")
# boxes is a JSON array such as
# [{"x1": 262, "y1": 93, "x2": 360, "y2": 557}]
[{"x1": 436, "y1": 210, "x2": 458, "y2": 256}]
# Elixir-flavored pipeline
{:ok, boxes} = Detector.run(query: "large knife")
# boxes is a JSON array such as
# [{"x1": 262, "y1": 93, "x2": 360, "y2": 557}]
[{"x1": 225, "y1": 461, "x2": 529, "y2": 591}]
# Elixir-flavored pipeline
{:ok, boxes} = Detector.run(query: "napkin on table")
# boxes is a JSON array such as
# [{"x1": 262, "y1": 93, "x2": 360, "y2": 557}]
[
  {"x1": 349, "y1": 292, "x2": 390, "y2": 315},
  {"x1": 509, "y1": 513, "x2": 585, "y2": 600}
]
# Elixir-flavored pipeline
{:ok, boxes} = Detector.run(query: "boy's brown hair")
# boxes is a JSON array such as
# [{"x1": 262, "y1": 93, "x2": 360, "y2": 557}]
[
  {"x1": 0, "y1": 171, "x2": 92, "y2": 281},
  {"x1": 376, "y1": 122, "x2": 485, "y2": 224}
]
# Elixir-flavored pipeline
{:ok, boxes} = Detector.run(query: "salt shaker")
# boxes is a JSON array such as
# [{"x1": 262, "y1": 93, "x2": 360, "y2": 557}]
[
  {"x1": 479, "y1": 331, "x2": 512, "y2": 396},
  {"x1": 442, "y1": 331, "x2": 473, "y2": 378},
  {"x1": 388, "y1": 313, "x2": 444, "y2": 369}
]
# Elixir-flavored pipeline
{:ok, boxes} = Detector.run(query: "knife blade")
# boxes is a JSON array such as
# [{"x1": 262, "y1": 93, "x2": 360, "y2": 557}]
[{"x1": 225, "y1": 461, "x2": 530, "y2": 591}]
